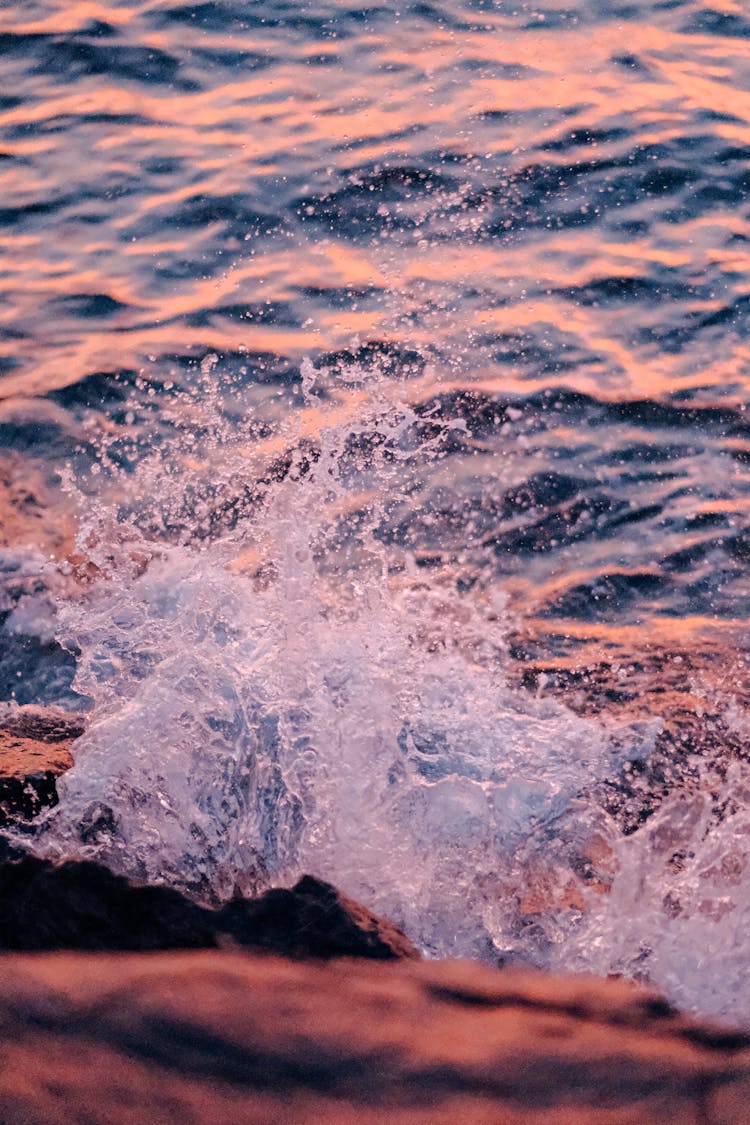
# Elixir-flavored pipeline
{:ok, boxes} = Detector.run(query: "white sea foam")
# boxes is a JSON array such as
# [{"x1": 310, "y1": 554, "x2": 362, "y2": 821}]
[
  {"x1": 18, "y1": 359, "x2": 750, "y2": 1023},
  {"x1": 555, "y1": 773, "x2": 750, "y2": 1023}
]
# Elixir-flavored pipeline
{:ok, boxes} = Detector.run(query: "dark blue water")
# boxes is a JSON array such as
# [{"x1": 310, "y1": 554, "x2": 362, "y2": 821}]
[{"x1": 2, "y1": 0, "x2": 750, "y2": 1022}]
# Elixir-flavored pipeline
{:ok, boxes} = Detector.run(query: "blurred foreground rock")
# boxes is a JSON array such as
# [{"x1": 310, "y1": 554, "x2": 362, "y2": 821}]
[
  {"x1": 0, "y1": 854, "x2": 418, "y2": 960},
  {"x1": 1, "y1": 950, "x2": 749, "y2": 1124}
]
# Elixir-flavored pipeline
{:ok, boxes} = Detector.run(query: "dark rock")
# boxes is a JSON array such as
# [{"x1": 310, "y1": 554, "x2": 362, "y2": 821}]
[
  {"x1": 0, "y1": 765, "x2": 62, "y2": 824},
  {"x1": 219, "y1": 873, "x2": 419, "y2": 961},
  {"x1": 0, "y1": 706, "x2": 85, "y2": 744},
  {"x1": 0, "y1": 707, "x2": 85, "y2": 826},
  {"x1": 0, "y1": 854, "x2": 419, "y2": 960},
  {"x1": 0, "y1": 855, "x2": 218, "y2": 951},
  {"x1": 0, "y1": 835, "x2": 23, "y2": 863}
]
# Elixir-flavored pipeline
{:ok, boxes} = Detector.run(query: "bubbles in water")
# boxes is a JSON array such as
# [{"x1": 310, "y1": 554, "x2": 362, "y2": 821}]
[
  {"x1": 13, "y1": 353, "x2": 750, "y2": 1025},
  {"x1": 24, "y1": 358, "x2": 621, "y2": 951}
]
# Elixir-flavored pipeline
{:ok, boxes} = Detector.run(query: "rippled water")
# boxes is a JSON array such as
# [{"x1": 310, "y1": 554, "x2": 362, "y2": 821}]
[{"x1": 2, "y1": 0, "x2": 750, "y2": 1023}]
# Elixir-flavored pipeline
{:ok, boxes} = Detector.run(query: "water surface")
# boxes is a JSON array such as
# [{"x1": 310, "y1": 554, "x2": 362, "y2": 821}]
[{"x1": 2, "y1": 0, "x2": 750, "y2": 1023}]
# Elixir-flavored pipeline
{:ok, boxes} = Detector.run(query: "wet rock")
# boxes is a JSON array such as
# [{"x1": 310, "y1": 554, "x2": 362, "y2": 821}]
[
  {"x1": 0, "y1": 854, "x2": 419, "y2": 960},
  {"x1": 220, "y1": 873, "x2": 419, "y2": 961},
  {"x1": 0, "y1": 855, "x2": 218, "y2": 952},
  {"x1": 508, "y1": 635, "x2": 750, "y2": 834},
  {"x1": 0, "y1": 706, "x2": 84, "y2": 826},
  {"x1": 0, "y1": 951, "x2": 748, "y2": 1123}
]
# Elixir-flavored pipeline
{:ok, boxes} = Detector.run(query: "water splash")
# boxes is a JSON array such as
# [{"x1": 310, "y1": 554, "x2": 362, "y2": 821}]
[
  {"x1": 12, "y1": 356, "x2": 750, "y2": 1024},
  {"x1": 24, "y1": 360, "x2": 625, "y2": 955},
  {"x1": 556, "y1": 772, "x2": 750, "y2": 1024}
]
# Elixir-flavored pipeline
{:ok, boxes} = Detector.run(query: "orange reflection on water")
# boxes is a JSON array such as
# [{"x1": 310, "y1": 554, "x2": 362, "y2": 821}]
[
  {"x1": 0, "y1": 3, "x2": 135, "y2": 34},
  {"x1": 0, "y1": 0, "x2": 749, "y2": 411}
]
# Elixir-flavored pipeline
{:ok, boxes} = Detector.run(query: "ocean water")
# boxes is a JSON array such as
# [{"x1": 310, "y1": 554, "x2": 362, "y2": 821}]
[{"x1": 2, "y1": 0, "x2": 750, "y2": 1022}]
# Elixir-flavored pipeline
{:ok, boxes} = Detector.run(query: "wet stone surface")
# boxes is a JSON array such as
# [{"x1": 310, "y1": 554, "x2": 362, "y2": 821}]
[{"x1": 0, "y1": 706, "x2": 84, "y2": 826}]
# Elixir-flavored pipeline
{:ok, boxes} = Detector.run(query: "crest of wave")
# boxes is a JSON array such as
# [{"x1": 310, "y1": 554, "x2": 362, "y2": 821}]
[{"x1": 29, "y1": 358, "x2": 632, "y2": 960}]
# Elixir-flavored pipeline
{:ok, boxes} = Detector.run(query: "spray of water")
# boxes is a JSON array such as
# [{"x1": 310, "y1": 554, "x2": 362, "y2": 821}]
[{"x1": 10, "y1": 356, "x2": 750, "y2": 1022}]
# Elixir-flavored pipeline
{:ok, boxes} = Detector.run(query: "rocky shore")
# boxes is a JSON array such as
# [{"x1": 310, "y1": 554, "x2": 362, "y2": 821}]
[
  {"x1": 0, "y1": 706, "x2": 84, "y2": 827},
  {"x1": 2, "y1": 536, "x2": 749, "y2": 1120},
  {"x1": 0, "y1": 854, "x2": 417, "y2": 961},
  {"x1": 0, "y1": 847, "x2": 748, "y2": 1123}
]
